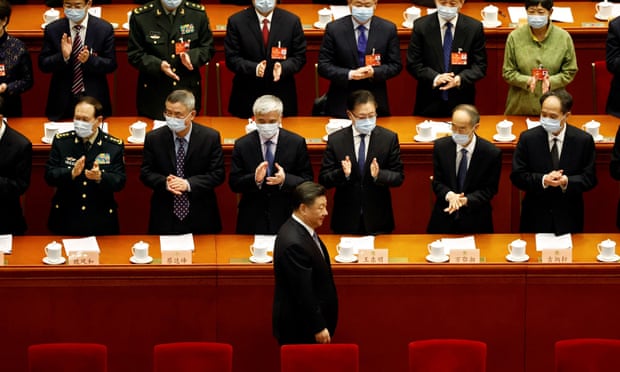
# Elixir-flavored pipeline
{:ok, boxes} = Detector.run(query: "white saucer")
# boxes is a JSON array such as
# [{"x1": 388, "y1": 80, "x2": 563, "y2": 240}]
[
  {"x1": 322, "y1": 135, "x2": 329, "y2": 142},
  {"x1": 593, "y1": 134, "x2": 604, "y2": 142},
  {"x1": 130, "y1": 255, "x2": 153, "y2": 264},
  {"x1": 43, "y1": 256, "x2": 66, "y2": 265},
  {"x1": 595, "y1": 13, "x2": 611, "y2": 21},
  {"x1": 482, "y1": 20, "x2": 501, "y2": 28},
  {"x1": 249, "y1": 255, "x2": 272, "y2": 263},
  {"x1": 122, "y1": 22, "x2": 130, "y2": 30},
  {"x1": 493, "y1": 133, "x2": 516, "y2": 142},
  {"x1": 313, "y1": 21, "x2": 326, "y2": 29},
  {"x1": 41, "y1": 136, "x2": 53, "y2": 144},
  {"x1": 426, "y1": 254, "x2": 449, "y2": 263},
  {"x1": 41, "y1": 22, "x2": 49, "y2": 29},
  {"x1": 335, "y1": 255, "x2": 357, "y2": 263},
  {"x1": 506, "y1": 254, "x2": 529, "y2": 262},
  {"x1": 110, "y1": 22, "x2": 119, "y2": 29},
  {"x1": 597, "y1": 254, "x2": 620, "y2": 262},
  {"x1": 402, "y1": 21, "x2": 413, "y2": 29},
  {"x1": 127, "y1": 136, "x2": 144, "y2": 144},
  {"x1": 414, "y1": 135, "x2": 435, "y2": 142}
]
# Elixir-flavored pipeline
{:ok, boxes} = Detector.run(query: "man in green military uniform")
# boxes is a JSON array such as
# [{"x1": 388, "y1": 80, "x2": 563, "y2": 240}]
[
  {"x1": 45, "y1": 96, "x2": 126, "y2": 235},
  {"x1": 127, "y1": 0, "x2": 214, "y2": 119}
]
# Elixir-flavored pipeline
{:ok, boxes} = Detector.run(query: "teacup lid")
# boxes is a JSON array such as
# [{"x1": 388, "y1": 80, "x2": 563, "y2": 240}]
[
  {"x1": 338, "y1": 240, "x2": 354, "y2": 248},
  {"x1": 601, "y1": 239, "x2": 616, "y2": 247},
  {"x1": 406, "y1": 6, "x2": 421, "y2": 12},
  {"x1": 45, "y1": 8, "x2": 59, "y2": 14},
  {"x1": 134, "y1": 240, "x2": 149, "y2": 248},
  {"x1": 46, "y1": 240, "x2": 62, "y2": 248},
  {"x1": 417, "y1": 120, "x2": 432, "y2": 128},
  {"x1": 498, "y1": 119, "x2": 513, "y2": 127},
  {"x1": 318, "y1": 7, "x2": 332, "y2": 14},
  {"x1": 511, "y1": 239, "x2": 526, "y2": 247},
  {"x1": 484, "y1": 4, "x2": 498, "y2": 10},
  {"x1": 585, "y1": 120, "x2": 601, "y2": 127},
  {"x1": 429, "y1": 239, "x2": 443, "y2": 248}
]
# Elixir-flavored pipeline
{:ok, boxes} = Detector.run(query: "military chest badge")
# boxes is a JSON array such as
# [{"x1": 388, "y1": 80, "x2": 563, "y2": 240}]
[
  {"x1": 180, "y1": 23, "x2": 194, "y2": 35},
  {"x1": 95, "y1": 153, "x2": 111, "y2": 165}
]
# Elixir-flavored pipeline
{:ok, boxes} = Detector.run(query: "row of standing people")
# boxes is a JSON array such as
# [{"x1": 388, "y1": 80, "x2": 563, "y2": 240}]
[
  {"x1": 2, "y1": 0, "x2": 620, "y2": 119},
  {"x1": 2, "y1": 87, "x2": 618, "y2": 239}
]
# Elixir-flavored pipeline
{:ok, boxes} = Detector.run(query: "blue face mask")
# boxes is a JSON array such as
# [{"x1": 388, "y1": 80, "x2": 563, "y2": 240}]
[
  {"x1": 451, "y1": 132, "x2": 470, "y2": 146},
  {"x1": 74, "y1": 119, "x2": 94, "y2": 138},
  {"x1": 355, "y1": 116, "x2": 376, "y2": 135},
  {"x1": 254, "y1": 0, "x2": 275, "y2": 14},
  {"x1": 527, "y1": 15, "x2": 548, "y2": 29},
  {"x1": 161, "y1": 0, "x2": 182, "y2": 10},
  {"x1": 540, "y1": 116, "x2": 562, "y2": 134},
  {"x1": 64, "y1": 8, "x2": 86, "y2": 23},
  {"x1": 256, "y1": 123, "x2": 279, "y2": 139},
  {"x1": 165, "y1": 115, "x2": 188, "y2": 133},
  {"x1": 351, "y1": 6, "x2": 374, "y2": 23},
  {"x1": 437, "y1": 6, "x2": 458, "y2": 21}
]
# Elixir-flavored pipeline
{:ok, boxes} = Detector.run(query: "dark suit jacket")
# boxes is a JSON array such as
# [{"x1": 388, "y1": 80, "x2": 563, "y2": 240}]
[
  {"x1": 224, "y1": 7, "x2": 306, "y2": 118},
  {"x1": 272, "y1": 217, "x2": 338, "y2": 345},
  {"x1": 229, "y1": 128, "x2": 313, "y2": 234},
  {"x1": 39, "y1": 16, "x2": 117, "y2": 121},
  {"x1": 607, "y1": 16, "x2": 620, "y2": 117},
  {"x1": 140, "y1": 123, "x2": 225, "y2": 234},
  {"x1": 511, "y1": 125, "x2": 597, "y2": 234},
  {"x1": 318, "y1": 15, "x2": 402, "y2": 118},
  {"x1": 609, "y1": 126, "x2": 620, "y2": 228},
  {"x1": 0, "y1": 124, "x2": 31, "y2": 235},
  {"x1": 318, "y1": 126, "x2": 404, "y2": 234},
  {"x1": 427, "y1": 135, "x2": 501, "y2": 234},
  {"x1": 45, "y1": 129, "x2": 125, "y2": 235},
  {"x1": 406, "y1": 13, "x2": 487, "y2": 118}
]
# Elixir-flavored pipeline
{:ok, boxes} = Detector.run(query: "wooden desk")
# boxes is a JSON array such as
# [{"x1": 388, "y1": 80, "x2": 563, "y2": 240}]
[
  {"x1": 10, "y1": 114, "x2": 620, "y2": 235},
  {"x1": 2, "y1": 233, "x2": 620, "y2": 372},
  {"x1": 6, "y1": 2, "x2": 612, "y2": 117}
]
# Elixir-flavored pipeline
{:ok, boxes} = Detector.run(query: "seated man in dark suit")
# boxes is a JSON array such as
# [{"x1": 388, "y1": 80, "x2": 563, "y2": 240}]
[
  {"x1": 0, "y1": 97, "x2": 31, "y2": 235},
  {"x1": 140, "y1": 90, "x2": 225, "y2": 234},
  {"x1": 319, "y1": 90, "x2": 404, "y2": 234},
  {"x1": 318, "y1": 0, "x2": 402, "y2": 118},
  {"x1": 39, "y1": 0, "x2": 117, "y2": 121},
  {"x1": 511, "y1": 89, "x2": 597, "y2": 234},
  {"x1": 427, "y1": 104, "x2": 501, "y2": 234},
  {"x1": 229, "y1": 95, "x2": 313, "y2": 234}
]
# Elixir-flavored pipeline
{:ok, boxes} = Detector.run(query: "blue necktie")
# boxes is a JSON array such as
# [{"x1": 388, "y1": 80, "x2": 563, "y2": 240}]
[
  {"x1": 457, "y1": 148, "x2": 467, "y2": 193},
  {"x1": 173, "y1": 137, "x2": 189, "y2": 220},
  {"x1": 358, "y1": 134, "x2": 366, "y2": 175},
  {"x1": 442, "y1": 22, "x2": 453, "y2": 101},
  {"x1": 312, "y1": 232, "x2": 325, "y2": 259},
  {"x1": 265, "y1": 140, "x2": 274, "y2": 177},
  {"x1": 357, "y1": 25, "x2": 367, "y2": 67}
]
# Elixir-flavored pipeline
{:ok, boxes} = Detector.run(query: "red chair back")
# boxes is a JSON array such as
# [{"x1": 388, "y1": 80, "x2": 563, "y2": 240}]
[
  {"x1": 555, "y1": 338, "x2": 620, "y2": 372},
  {"x1": 154, "y1": 342, "x2": 233, "y2": 372},
  {"x1": 592, "y1": 61, "x2": 613, "y2": 114},
  {"x1": 28, "y1": 343, "x2": 107, "y2": 372},
  {"x1": 281, "y1": 344, "x2": 359, "y2": 372},
  {"x1": 409, "y1": 339, "x2": 486, "y2": 372},
  {"x1": 216, "y1": 61, "x2": 234, "y2": 117}
]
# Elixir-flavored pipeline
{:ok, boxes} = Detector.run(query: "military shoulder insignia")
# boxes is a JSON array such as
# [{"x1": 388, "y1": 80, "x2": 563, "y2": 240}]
[
  {"x1": 185, "y1": 2, "x2": 205, "y2": 11},
  {"x1": 55, "y1": 131, "x2": 74, "y2": 140},
  {"x1": 102, "y1": 133, "x2": 123, "y2": 145},
  {"x1": 134, "y1": 3, "x2": 155, "y2": 15}
]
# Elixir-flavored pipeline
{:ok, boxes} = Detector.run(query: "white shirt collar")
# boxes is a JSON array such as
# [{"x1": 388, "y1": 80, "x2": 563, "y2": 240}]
[
  {"x1": 256, "y1": 9, "x2": 274, "y2": 24},
  {"x1": 438, "y1": 13, "x2": 458, "y2": 29},
  {"x1": 69, "y1": 12, "x2": 89, "y2": 31},
  {"x1": 292, "y1": 213, "x2": 315, "y2": 237},
  {"x1": 547, "y1": 123, "x2": 567, "y2": 143},
  {"x1": 457, "y1": 133, "x2": 477, "y2": 153}
]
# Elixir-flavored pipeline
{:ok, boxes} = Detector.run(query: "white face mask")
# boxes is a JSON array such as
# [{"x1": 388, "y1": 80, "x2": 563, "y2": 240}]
[
  {"x1": 161, "y1": 0, "x2": 182, "y2": 10},
  {"x1": 437, "y1": 5, "x2": 458, "y2": 21},
  {"x1": 540, "y1": 116, "x2": 563, "y2": 134},
  {"x1": 351, "y1": 6, "x2": 374, "y2": 23},
  {"x1": 354, "y1": 116, "x2": 376, "y2": 135},
  {"x1": 256, "y1": 122, "x2": 279, "y2": 139},
  {"x1": 254, "y1": 0, "x2": 275, "y2": 14},
  {"x1": 74, "y1": 119, "x2": 95, "y2": 138},
  {"x1": 451, "y1": 132, "x2": 471, "y2": 146},
  {"x1": 165, "y1": 114, "x2": 189, "y2": 133}
]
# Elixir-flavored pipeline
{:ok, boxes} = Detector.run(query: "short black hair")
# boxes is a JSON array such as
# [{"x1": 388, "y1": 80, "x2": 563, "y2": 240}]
[
  {"x1": 0, "y1": 0, "x2": 11, "y2": 25},
  {"x1": 453, "y1": 104, "x2": 480, "y2": 127},
  {"x1": 76, "y1": 96, "x2": 104, "y2": 118},
  {"x1": 346, "y1": 90, "x2": 377, "y2": 112},
  {"x1": 292, "y1": 182, "x2": 327, "y2": 210},
  {"x1": 524, "y1": 0, "x2": 553, "y2": 11},
  {"x1": 540, "y1": 89, "x2": 573, "y2": 113}
]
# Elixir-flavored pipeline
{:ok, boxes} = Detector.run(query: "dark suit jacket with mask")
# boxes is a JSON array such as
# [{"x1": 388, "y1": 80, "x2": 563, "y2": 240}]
[
  {"x1": 229, "y1": 128, "x2": 313, "y2": 234},
  {"x1": 140, "y1": 123, "x2": 225, "y2": 234},
  {"x1": 224, "y1": 7, "x2": 306, "y2": 118},
  {"x1": 427, "y1": 135, "x2": 501, "y2": 234},
  {"x1": 272, "y1": 217, "x2": 338, "y2": 345},
  {"x1": 319, "y1": 125, "x2": 404, "y2": 234},
  {"x1": 511, "y1": 125, "x2": 597, "y2": 234},
  {"x1": 406, "y1": 13, "x2": 487, "y2": 118}
]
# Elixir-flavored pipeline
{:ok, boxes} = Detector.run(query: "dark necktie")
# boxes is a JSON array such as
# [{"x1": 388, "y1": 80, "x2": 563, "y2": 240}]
[
  {"x1": 174, "y1": 137, "x2": 190, "y2": 220},
  {"x1": 71, "y1": 25, "x2": 84, "y2": 96},
  {"x1": 442, "y1": 22, "x2": 453, "y2": 101},
  {"x1": 262, "y1": 18, "x2": 269, "y2": 47},
  {"x1": 551, "y1": 138, "x2": 560, "y2": 169},
  {"x1": 264, "y1": 140, "x2": 274, "y2": 177},
  {"x1": 457, "y1": 148, "x2": 468, "y2": 193},
  {"x1": 357, "y1": 25, "x2": 367, "y2": 67},
  {"x1": 84, "y1": 140, "x2": 91, "y2": 153},
  {"x1": 312, "y1": 232, "x2": 325, "y2": 259},
  {"x1": 358, "y1": 134, "x2": 366, "y2": 175}
]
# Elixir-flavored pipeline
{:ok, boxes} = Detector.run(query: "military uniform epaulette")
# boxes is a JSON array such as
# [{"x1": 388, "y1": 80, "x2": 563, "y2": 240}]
[
  {"x1": 55, "y1": 131, "x2": 75, "y2": 140},
  {"x1": 101, "y1": 132, "x2": 123, "y2": 145},
  {"x1": 134, "y1": 3, "x2": 155, "y2": 15},
  {"x1": 184, "y1": 2, "x2": 205, "y2": 11}
]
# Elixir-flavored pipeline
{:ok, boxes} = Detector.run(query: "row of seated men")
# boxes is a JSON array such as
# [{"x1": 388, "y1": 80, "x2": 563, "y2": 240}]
[
  {"x1": 1, "y1": 88, "x2": 618, "y2": 239},
  {"x1": 3, "y1": 0, "x2": 619, "y2": 123}
]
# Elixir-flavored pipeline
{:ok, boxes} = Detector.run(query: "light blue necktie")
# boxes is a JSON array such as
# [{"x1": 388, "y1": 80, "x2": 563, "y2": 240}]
[
  {"x1": 442, "y1": 22, "x2": 453, "y2": 101},
  {"x1": 357, "y1": 25, "x2": 367, "y2": 67},
  {"x1": 264, "y1": 140, "x2": 274, "y2": 177},
  {"x1": 358, "y1": 134, "x2": 366, "y2": 175}
]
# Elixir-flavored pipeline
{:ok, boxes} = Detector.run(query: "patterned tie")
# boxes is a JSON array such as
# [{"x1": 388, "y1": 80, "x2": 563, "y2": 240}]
[
  {"x1": 312, "y1": 232, "x2": 325, "y2": 259},
  {"x1": 551, "y1": 138, "x2": 560, "y2": 169},
  {"x1": 262, "y1": 18, "x2": 269, "y2": 47},
  {"x1": 457, "y1": 148, "x2": 468, "y2": 193},
  {"x1": 173, "y1": 137, "x2": 190, "y2": 220},
  {"x1": 357, "y1": 25, "x2": 367, "y2": 67},
  {"x1": 71, "y1": 25, "x2": 84, "y2": 96},
  {"x1": 358, "y1": 134, "x2": 366, "y2": 175},
  {"x1": 442, "y1": 22, "x2": 453, "y2": 101},
  {"x1": 264, "y1": 140, "x2": 274, "y2": 177}
]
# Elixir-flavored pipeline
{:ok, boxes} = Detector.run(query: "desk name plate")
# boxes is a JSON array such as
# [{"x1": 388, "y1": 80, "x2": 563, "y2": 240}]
[
  {"x1": 68, "y1": 251, "x2": 99, "y2": 265},
  {"x1": 162, "y1": 249, "x2": 192, "y2": 265},
  {"x1": 358, "y1": 249, "x2": 388, "y2": 264},
  {"x1": 0, "y1": 252, "x2": 4, "y2": 266},
  {"x1": 449, "y1": 249, "x2": 481, "y2": 263},
  {"x1": 541, "y1": 248, "x2": 572, "y2": 263}
]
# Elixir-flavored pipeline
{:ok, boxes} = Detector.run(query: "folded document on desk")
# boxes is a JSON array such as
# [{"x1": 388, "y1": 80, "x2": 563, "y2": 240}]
[
  {"x1": 535, "y1": 233, "x2": 572, "y2": 251},
  {"x1": 441, "y1": 236, "x2": 476, "y2": 254},
  {"x1": 0, "y1": 234, "x2": 12, "y2": 254},
  {"x1": 62, "y1": 236, "x2": 100, "y2": 255},
  {"x1": 160, "y1": 233, "x2": 195, "y2": 251},
  {"x1": 340, "y1": 236, "x2": 375, "y2": 254}
]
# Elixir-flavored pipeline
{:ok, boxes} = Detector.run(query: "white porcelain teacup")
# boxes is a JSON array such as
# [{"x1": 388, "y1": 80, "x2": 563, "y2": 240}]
[
  {"x1": 508, "y1": 239, "x2": 527, "y2": 258},
  {"x1": 481, "y1": 4, "x2": 499, "y2": 23},
  {"x1": 416, "y1": 122, "x2": 433, "y2": 139},
  {"x1": 598, "y1": 239, "x2": 616, "y2": 258},
  {"x1": 250, "y1": 241, "x2": 270, "y2": 259},
  {"x1": 43, "y1": 8, "x2": 60, "y2": 23},
  {"x1": 45, "y1": 241, "x2": 63, "y2": 261},
  {"x1": 337, "y1": 241, "x2": 355, "y2": 259},
  {"x1": 496, "y1": 120, "x2": 513, "y2": 138},
  {"x1": 403, "y1": 6, "x2": 421, "y2": 27},
  {"x1": 129, "y1": 121, "x2": 147, "y2": 141},
  {"x1": 427, "y1": 240, "x2": 445, "y2": 258},
  {"x1": 318, "y1": 8, "x2": 332, "y2": 26},
  {"x1": 132, "y1": 241, "x2": 149, "y2": 260},
  {"x1": 583, "y1": 120, "x2": 601, "y2": 138},
  {"x1": 44, "y1": 123, "x2": 59, "y2": 141},
  {"x1": 596, "y1": 1, "x2": 613, "y2": 18}
]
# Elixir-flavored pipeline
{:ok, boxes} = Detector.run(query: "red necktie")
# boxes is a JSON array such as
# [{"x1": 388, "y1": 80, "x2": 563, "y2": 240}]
[
  {"x1": 262, "y1": 18, "x2": 269, "y2": 47},
  {"x1": 71, "y1": 25, "x2": 84, "y2": 96}
]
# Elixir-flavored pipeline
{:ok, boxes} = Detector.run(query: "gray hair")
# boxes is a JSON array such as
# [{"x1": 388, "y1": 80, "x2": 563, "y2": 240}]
[
  {"x1": 252, "y1": 95, "x2": 283, "y2": 116},
  {"x1": 166, "y1": 90, "x2": 195, "y2": 111}
]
